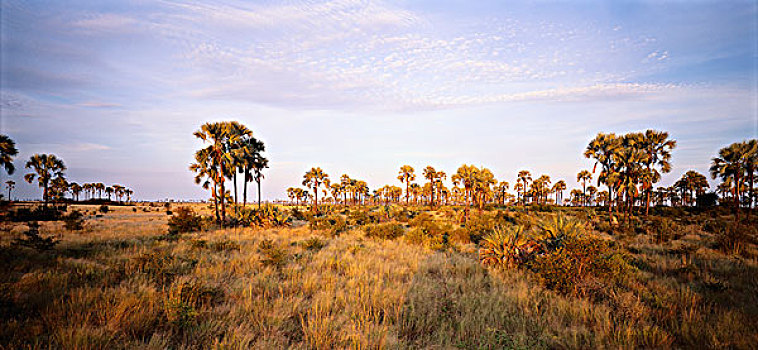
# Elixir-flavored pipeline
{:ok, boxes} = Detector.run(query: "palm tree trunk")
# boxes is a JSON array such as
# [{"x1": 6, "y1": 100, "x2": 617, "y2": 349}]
[
  {"x1": 233, "y1": 171, "x2": 238, "y2": 215},
  {"x1": 219, "y1": 179, "x2": 226, "y2": 223},
  {"x1": 257, "y1": 179, "x2": 262, "y2": 209},
  {"x1": 213, "y1": 184, "x2": 220, "y2": 222},
  {"x1": 243, "y1": 171, "x2": 248, "y2": 210}
]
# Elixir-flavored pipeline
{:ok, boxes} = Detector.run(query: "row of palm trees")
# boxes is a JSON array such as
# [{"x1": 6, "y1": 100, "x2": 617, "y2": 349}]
[
  {"x1": 290, "y1": 133, "x2": 756, "y2": 221},
  {"x1": 190, "y1": 121, "x2": 268, "y2": 223},
  {"x1": 1, "y1": 135, "x2": 135, "y2": 204}
]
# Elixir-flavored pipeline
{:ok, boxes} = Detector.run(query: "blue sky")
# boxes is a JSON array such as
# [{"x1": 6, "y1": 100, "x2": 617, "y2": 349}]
[{"x1": 1, "y1": 0, "x2": 756, "y2": 201}]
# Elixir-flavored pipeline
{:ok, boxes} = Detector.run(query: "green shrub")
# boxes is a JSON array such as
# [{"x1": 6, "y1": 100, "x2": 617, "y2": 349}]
[
  {"x1": 167, "y1": 207, "x2": 202, "y2": 235},
  {"x1": 363, "y1": 222, "x2": 405, "y2": 240},
  {"x1": 9, "y1": 206, "x2": 62, "y2": 222},
  {"x1": 63, "y1": 210, "x2": 85, "y2": 231},
  {"x1": 535, "y1": 213, "x2": 584, "y2": 251},
  {"x1": 98, "y1": 205, "x2": 109, "y2": 214},
  {"x1": 528, "y1": 236, "x2": 637, "y2": 298},
  {"x1": 644, "y1": 216, "x2": 684, "y2": 243},
  {"x1": 405, "y1": 213, "x2": 451, "y2": 250}
]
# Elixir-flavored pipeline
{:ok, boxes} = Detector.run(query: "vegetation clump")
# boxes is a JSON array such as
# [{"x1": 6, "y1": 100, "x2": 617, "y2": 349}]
[
  {"x1": 235, "y1": 205, "x2": 290, "y2": 227},
  {"x1": 363, "y1": 222, "x2": 405, "y2": 240},
  {"x1": 63, "y1": 210, "x2": 85, "y2": 231},
  {"x1": 167, "y1": 207, "x2": 202, "y2": 235},
  {"x1": 309, "y1": 214, "x2": 347, "y2": 236},
  {"x1": 12, "y1": 222, "x2": 58, "y2": 251}
]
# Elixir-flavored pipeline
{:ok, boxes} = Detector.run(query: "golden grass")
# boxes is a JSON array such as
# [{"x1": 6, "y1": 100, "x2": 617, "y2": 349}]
[{"x1": 1, "y1": 204, "x2": 756, "y2": 348}]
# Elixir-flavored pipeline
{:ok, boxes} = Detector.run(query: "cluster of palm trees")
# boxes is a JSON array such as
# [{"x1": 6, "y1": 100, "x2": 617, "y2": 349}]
[
  {"x1": 190, "y1": 121, "x2": 268, "y2": 223},
  {"x1": 709, "y1": 140, "x2": 757, "y2": 217},
  {"x1": 584, "y1": 130, "x2": 678, "y2": 219}
]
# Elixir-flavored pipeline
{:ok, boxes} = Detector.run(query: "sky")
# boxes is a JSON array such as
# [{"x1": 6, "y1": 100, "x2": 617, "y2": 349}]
[{"x1": 1, "y1": 0, "x2": 756, "y2": 201}]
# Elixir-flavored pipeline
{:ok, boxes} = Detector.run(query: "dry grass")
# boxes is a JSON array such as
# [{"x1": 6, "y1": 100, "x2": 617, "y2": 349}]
[{"x1": 1, "y1": 203, "x2": 756, "y2": 348}]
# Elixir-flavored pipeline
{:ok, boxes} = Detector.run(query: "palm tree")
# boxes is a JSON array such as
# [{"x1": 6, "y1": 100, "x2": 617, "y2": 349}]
[
  {"x1": 397, "y1": 165, "x2": 416, "y2": 205},
  {"x1": 743, "y1": 140, "x2": 757, "y2": 209},
  {"x1": 5, "y1": 180, "x2": 15, "y2": 200},
  {"x1": 105, "y1": 186, "x2": 114, "y2": 201},
  {"x1": 303, "y1": 167, "x2": 329, "y2": 213},
  {"x1": 0, "y1": 134, "x2": 19, "y2": 175},
  {"x1": 24, "y1": 154, "x2": 66, "y2": 206},
  {"x1": 423, "y1": 166, "x2": 440, "y2": 208},
  {"x1": 96, "y1": 183, "x2": 105, "y2": 200},
  {"x1": 710, "y1": 141, "x2": 753, "y2": 219},
  {"x1": 517, "y1": 170, "x2": 531, "y2": 205},
  {"x1": 585, "y1": 133, "x2": 621, "y2": 216},
  {"x1": 495, "y1": 181, "x2": 509, "y2": 206},
  {"x1": 552, "y1": 180, "x2": 566, "y2": 205},
  {"x1": 534, "y1": 175, "x2": 551, "y2": 204},
  {"x1": 69, "y1": 182, "x2": 82, "y2": 201},
  {"x1": 641, "y1": 130, "x2": 677, "y2": 215},
  {"x1": 191, "y1": 147, "x2": 221, "y2": 221},
  {"x1": 576, "y1": 170, "x2": 592, "y2": 206},
  {"x1": 193, "y1": 122, "x2": 242, "y2": 223},
  {"x1": 452, "y1": 164, "x2": 479, "y2": 219},
  {"x1": 614, "y1": 132, "x2": 648, "y2": 220}
]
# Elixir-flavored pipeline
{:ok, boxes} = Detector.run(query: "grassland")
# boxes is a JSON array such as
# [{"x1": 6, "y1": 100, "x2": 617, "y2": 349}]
[{"x1": 1, "y1": 202, "x2": 757, "y2": 349}]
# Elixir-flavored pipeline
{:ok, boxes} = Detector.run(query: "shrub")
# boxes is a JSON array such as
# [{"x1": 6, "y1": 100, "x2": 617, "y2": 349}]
[
  {"x1": 8, "y1": 206, "x2": 62, "y2": 222},
  {"x1": 309, "y1": 214, "x2": 347, "y2": 236},
  {"x1": 479, "y1": 226, "x2": 538, "y2": 268},
  {"x1": 405, "y1": 213, "x2": 451, "y2": 250},
  {"x1": 363, "y1": 222, "x2": 405, "y2": 240},
  {"x1": 535, "y1": 213, "x2": 584, "y2": 251},
  {"x1": 258, "y1": 239, "x2": 288, "y2": 268},
  {"x1": 528, "y1": 236, "x2": 637, "y2": 298},
  {"x1": 644, "y1": 216, "x2": 684, "y2": 243},
  {"x1": 98, "y1": 205, "x2": 109, "y2": 214},
  {"x1": 12, "y1": 222, "x2": 58, "y2": 251},
  {"x1": 167, "y1": 207, "x2": 202, "y2": 235},
  {"x1": 63, "y1": 210, "x2": 85, "y2": 231},
  {"x1": 300, "y1": 237, "x2": 326, "y2": 251},
  {"x1": 236, "y1": 205, "x2": 291, "y2": 228},
  {"x1": 713, "y1": 221, "x2": 755, "y2": 256}
]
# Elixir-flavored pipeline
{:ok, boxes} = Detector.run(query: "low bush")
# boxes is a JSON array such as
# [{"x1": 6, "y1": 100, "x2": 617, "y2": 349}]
[
  {"x1": 479, "y1": 225, "x2": 538, "y2": 268},
  {"x1": 12, "y1": 222, "x2": 58, "y2": 251},
  {"x1": 167, "y1": 207, "x2": 202, "y2": 235},
  {"x1": 405, "y1": 213, "x2": 451, "y2": 250},
  {"x1": 258, "y1": 239, "x2": 288, "y2": 268},
  {"x1": 528, "y1": 236, "x2": 637, "y2": 298},
  {"x1": 309, "y1": 214, "x2": 347, "y2": 236},
  {"x1": 644, "y1": 216, "x2": 684, "y2": 243},
  {"x1": 63, "y1": 210, "x2": 85, "y2": 231},
  {"x1": 300, "y1": 237, "x2": 326, "y2": 251},
  {"x1": 235, "y1": 205, "x2": 291, "y2": 228},
  {"x1": 98, "y1": 205, "x2": 109, "y2": 214},
  {"x1": 8, "y1": 206, "x2": 62, "y2": 222},
  {"x1": 363, "y1": 222, "x2": 405, "y2": 240},
  {"x1": 713, "y1": 221, "x2": 755, "y2": 256}
]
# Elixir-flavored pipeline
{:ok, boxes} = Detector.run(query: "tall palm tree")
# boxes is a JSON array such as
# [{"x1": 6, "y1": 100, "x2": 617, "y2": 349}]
[
  {"x1": 0, "y1": 134, "x2": 19, "y2": 175},
  {"x1": 743, "y1": 140, "x2": 757, "y2": 209},
  {"x1": 303, "y1": 167, "x2": 329, "y2": 213},
  {"x1": 517, "y1": 170, "x2": 531, "y2": 205},
  {"x1": 193, "y1": 122, "x2": 241, "y2": 223},
  {"x1": 105, "y1": 186, "x2": 114, "y2": 201},
  {"x1": 552, "y1": 180, "x2": 566, "y2": 205},
  {"x1": 423, "y1": 166, "x2": 440, "y2": 208},
  {"x1": 5, "y1": 180, "x2": 15, "y2": 201},
  {"x1": 473, "y1": 167, "x2": 495, "y2": 210},
  {"x1": 190, "y1": 147, "x2": 221, "y2": 221},
  {"x1": 614, "y1": 132, "x2": 648, "y2": 220},
  {"x1": 710, "y1": 141, "x2": 752, "y2": 219},
  {"x1": 576, "y1": 170, "x2": 592, "y2": 206},
  {"x1": 495, "y1": 181, "x2": 509, "y2": 206},
  {"x1": 534, "y1": 175, "x2": 551, "y2": 204},
  {"x1": 397, "y1": 165, "x2": 416, "y2": 205},
  {"x1": 585, "y1": 133, "x2": 621, "y2": 216},
  {"x1": 641, "y1": 130, "x2": 677, "y2": 215},
  {"x1": 69, "y1": 182, "x2": 82, "y2": 201},
  {"x1": 452, "y1": 164, "x2": 479, "y2": 219},
  {"x1": 24, "y1": 154, "x2": 66, "y2": 206}
]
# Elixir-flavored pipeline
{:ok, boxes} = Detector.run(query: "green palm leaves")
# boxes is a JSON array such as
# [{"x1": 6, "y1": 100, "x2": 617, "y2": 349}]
[{"x1": 710, "y1": 139, "x2": 758, "y2": 216}]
